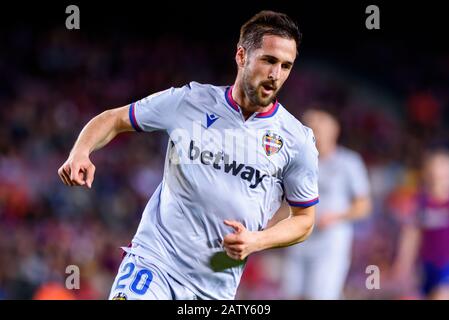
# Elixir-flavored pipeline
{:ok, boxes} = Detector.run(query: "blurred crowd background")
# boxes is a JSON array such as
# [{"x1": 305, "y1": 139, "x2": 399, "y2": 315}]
[{"x1": 1, "y1": 2, "x2": 448, "y2": 299}]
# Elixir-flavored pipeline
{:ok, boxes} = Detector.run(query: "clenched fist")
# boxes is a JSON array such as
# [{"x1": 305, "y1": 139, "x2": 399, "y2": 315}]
[
  {"x1": 222, "y1": 220, "x2": 261, "y2": 261},
  {"x1": 58, "y1": 152, "x2": 96, "y2": 188}
]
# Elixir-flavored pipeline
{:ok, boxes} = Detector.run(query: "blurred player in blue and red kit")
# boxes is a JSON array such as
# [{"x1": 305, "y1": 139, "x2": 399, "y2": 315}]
[{"x1": 393, "y1": 149, "x2": 449, "y2": 299}]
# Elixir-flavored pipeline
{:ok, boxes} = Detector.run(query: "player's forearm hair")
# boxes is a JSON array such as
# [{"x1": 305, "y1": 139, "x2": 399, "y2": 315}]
[{"x1": 70, "y1": 106, "x2": 133, "y2": 156}]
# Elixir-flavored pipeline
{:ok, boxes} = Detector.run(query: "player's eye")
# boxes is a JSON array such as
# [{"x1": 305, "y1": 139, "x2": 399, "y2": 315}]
[{"x1": 262, "y1": 57, "x2": 277, "y2": 64}]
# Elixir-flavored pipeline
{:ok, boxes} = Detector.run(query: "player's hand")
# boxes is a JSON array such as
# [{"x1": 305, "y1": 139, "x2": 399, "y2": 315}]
[
  {"x1": 317, "y1": 213, "x2": 342, "y2": 230},
  {"x1": 58, "y1": 152, "x2": 96, "y2": 188},
  {"x1": 222, "y1": 220, "x2": 260, "y2": 261}
]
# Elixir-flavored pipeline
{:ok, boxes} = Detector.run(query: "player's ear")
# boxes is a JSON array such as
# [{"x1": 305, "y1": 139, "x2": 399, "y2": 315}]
[{"x1": 235, "y1": 46, "x2": 246, "y2": 68}]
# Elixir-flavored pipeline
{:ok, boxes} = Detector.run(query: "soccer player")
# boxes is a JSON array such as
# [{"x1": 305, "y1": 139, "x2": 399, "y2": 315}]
[
  {"x1": 279, "y1": 109, "x2": 372, "y2": 300},
  {"x1": 58, "y1": 11, "x2": 319, "y2": 300},
  {"x1": 393, "y1": 149, "x2": 449, "y2": 299}
]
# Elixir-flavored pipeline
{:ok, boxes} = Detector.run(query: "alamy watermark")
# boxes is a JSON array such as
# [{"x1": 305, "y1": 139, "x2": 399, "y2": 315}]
[
  {"x1": 64, "y1": 5, "x2": 379, "y2": 31},
  {"x1": 365, "y1": 265, "x2": 381, "y2": 290},
  {"x1": 66, "y1": 5, "x2": 80, "y2": 30},
  {"x1": 65, "y1": 265, "x2": 80, "y2": 290},
  {"x1": 365, "y1": 5, "x2": 380, "y2": 30}
]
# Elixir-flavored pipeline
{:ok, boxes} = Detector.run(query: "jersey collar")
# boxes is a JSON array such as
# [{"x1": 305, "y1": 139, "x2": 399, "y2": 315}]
[{"x1": 224, "y1": 85, "x2": 279, "y2": 119}]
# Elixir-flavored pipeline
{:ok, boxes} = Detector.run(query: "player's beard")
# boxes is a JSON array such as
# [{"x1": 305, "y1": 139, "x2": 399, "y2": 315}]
[{"x1": 242, "y1": 70, "x2": 278, "y2": 109}]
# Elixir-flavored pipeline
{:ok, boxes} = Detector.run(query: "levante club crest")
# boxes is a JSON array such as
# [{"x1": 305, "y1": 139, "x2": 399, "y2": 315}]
[{"x1": 262, "y1": 131, "x2": 283, "y2": 156}]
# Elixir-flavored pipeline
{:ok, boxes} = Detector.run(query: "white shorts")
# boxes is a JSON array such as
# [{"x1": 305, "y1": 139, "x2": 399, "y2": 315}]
[{"x1": 109, "y1": 252, "x2": 199, "y2": 300}]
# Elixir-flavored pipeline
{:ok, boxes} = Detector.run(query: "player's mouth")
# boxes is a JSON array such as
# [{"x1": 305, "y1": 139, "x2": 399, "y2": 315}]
[{"x1": 261, "y1": 84, "x2": 276, "y2": 96}]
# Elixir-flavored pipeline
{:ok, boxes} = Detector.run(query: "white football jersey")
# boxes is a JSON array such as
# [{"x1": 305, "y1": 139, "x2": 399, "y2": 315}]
[{"x1": 123, "y1": 82, "x2": 319, "y2": 299}]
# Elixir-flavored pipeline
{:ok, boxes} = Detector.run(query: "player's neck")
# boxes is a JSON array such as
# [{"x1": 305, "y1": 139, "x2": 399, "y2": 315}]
[{"x1": 231, "y1": 82, "x2": 274, "y2": 119}]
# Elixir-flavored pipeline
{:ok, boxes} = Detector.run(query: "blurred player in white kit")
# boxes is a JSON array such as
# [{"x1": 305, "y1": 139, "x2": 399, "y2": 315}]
[{"x1": 280, "y1": 109, "x2": 372, "y2": 299}]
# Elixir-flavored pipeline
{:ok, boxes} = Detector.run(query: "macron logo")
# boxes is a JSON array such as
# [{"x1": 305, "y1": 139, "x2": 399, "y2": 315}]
[{"x1": 206, "y1": 113, "x2": 219, "y2": 128}]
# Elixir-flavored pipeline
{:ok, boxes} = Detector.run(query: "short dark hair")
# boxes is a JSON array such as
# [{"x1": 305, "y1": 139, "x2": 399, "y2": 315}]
[{"x1": 238, "y1": 10, "x2": 302, "y2": 54}]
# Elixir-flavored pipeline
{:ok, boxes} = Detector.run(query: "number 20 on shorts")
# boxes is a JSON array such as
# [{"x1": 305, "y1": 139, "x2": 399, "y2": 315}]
[{"x1": 115, "y1": 262, "x2": 153, "y2": 295}]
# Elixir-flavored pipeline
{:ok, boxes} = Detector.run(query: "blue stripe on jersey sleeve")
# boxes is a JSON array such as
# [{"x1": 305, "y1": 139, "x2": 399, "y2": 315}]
[
  {"x1": 129, "y1": 103, "x2": 143, "y2": 132},
  {"x1": 287, "y1": 197, "x2": 319, "y2": 208}
]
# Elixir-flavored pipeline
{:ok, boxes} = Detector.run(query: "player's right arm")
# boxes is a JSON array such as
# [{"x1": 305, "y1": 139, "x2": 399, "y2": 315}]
[
  {"x1": 57, "y1": 105, "x2": 134, "y2": 188},
  {"x1": 58, "y1": 84, "x2": 190, "y2": 188}
]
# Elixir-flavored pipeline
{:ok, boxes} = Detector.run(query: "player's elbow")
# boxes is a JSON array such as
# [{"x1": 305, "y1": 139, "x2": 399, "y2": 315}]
[
  {"x1": 296, "y1": 213, "x2": 315, "y2": 244},
  {"x1": 304, "y1": 217, "x2": 315, "y2": 238},
  {"x1": 289, "y1": 205, "x2": 315, "y2": 244}
]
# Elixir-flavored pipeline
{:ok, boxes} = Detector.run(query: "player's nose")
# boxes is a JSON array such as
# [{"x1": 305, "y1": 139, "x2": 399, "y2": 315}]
[{"x1": 268, "y1": 64, "x2": 282, "y2": 81}]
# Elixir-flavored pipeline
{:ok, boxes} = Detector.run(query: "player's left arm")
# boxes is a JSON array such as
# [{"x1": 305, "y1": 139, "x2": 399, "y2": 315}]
[
  {"x1": 223, "y1": 126, "x2": 319, "y2": 261},
  {"x1": 222, "y1": 205, "x2": 315, "y2": 261},
  {"x1": 340, "y1": 153, "x2": 372, "y2": 221},
  {"x1": 340, "y1": 196, "x2": 372, "y2": 221},
  {"x1": 318, "y1": 196, "x2": 371, "y2": 229},
  {"x1": 318, "y1": 152, "x2": 372, "y2": 229}
]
